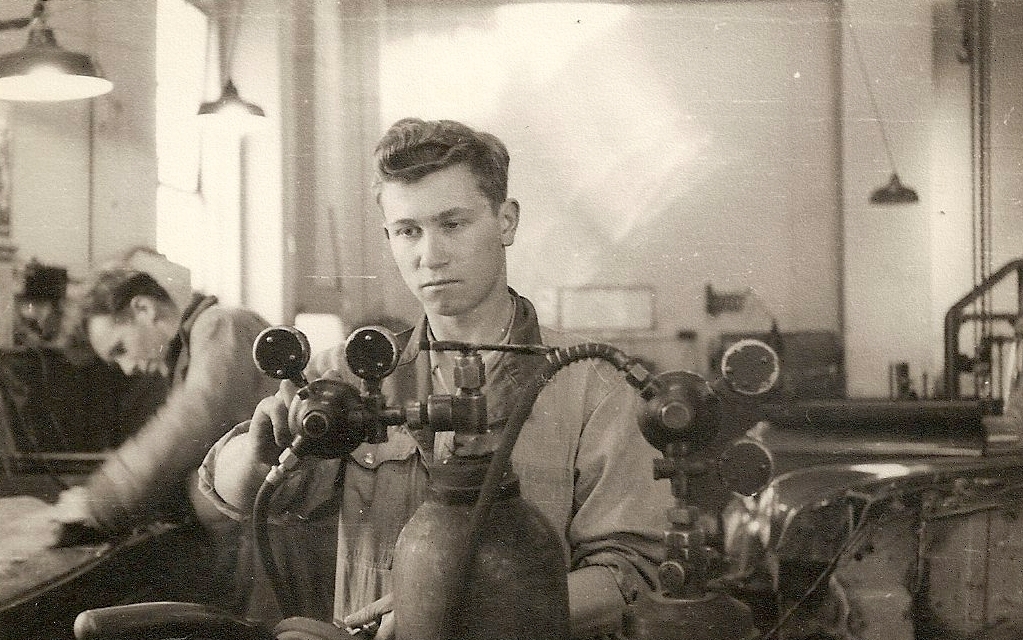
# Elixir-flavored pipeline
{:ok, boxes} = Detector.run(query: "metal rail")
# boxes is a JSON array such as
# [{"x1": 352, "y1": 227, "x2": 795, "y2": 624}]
[{"x1": 943, "y1": 258, "x2": 1023, "y2": 399}]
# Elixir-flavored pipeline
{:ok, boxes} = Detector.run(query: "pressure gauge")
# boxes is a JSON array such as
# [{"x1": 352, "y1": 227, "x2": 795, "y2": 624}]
[
  {"x1": 252, "y1": 326, "x2": 311, "y2": 384},
  {"x1": 720, "y1": 339, "x2": 780, "y2": 396},
  {"x1": 345, "y1": 326, "x2": 401, "y2": 382}
]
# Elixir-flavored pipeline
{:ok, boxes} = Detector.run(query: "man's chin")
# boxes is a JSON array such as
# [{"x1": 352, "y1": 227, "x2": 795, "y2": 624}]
[
  {"x1": 418, "y1": 291, "x2": 464, "y2": 316},
  {"x1": 420, "y1": 299, "x2": 470, "y2": 319}
]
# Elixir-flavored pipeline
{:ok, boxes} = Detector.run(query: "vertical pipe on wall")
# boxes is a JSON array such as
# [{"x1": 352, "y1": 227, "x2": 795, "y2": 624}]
[
  {"x1": 830, "y1": 0, "x2": 845, "y2": 393},
  {"x1": 239, "y1": 135, "x2": 249, "y2": 306},
  {"x1": 87, "y1": 99, "x2": 95, "y2": 268},
  {"x1": 967, "y1": 0, "x2": 993, "y2": 397},
  {"x1": 282, "y1": 0, "x2": 317, "y2": 322}
]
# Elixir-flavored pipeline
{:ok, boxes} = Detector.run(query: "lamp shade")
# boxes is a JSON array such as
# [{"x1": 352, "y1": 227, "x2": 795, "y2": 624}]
[
  {"x1": 0, "y1": 17, "x2": 112, "y2": 102},
  {"x1": 197, "y1": 79, "x2": 267, "y2": 135},
  {"x1": 198, "y1": 79, "x2": 264, "y2": 117},
  {"x1": 870, "y1": 173, "x2": 920, "y2": 205}
]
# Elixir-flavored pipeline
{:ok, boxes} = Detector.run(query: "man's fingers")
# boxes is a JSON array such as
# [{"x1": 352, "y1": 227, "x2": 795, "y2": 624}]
[
  {"x1": 250, "y1": 395, "x2": 290, "y2": 463},
  {"x1": 278, "y1": 378, "x2": 300, "y2": 400},
  {"x1": 374, "y1": 612, "x2": 395, "y2": 639},
  {"x1": 344, "y1": 593, "x2": 393, "y2": 630}
]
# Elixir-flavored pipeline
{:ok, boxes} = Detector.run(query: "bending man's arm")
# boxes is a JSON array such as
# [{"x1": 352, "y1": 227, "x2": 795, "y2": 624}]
[{"x1": 81, "y1": 309, "x2": 274, "y2": 530}]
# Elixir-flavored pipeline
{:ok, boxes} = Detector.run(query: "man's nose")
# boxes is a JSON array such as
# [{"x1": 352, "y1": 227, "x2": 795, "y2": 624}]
[
  {"x1": 115, "y1": 358, "x2": 136, "y2": 376},
  {"x1": 418, "y1": 231, "x2": 450, "y2": 268}
]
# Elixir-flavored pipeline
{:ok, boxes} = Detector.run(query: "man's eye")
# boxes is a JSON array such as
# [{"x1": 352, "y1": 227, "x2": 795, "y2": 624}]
[
  {"x1": 394, "y1": 227, "x2": 420, "y2": 238},
  {"x1": 442, "y1": 220, "x2": 463, "y2": 231}
]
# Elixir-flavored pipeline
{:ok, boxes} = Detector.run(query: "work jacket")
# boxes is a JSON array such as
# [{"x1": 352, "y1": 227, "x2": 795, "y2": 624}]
[{"x1": 201, "y1": 291, "x2": 671, "y2": 636}]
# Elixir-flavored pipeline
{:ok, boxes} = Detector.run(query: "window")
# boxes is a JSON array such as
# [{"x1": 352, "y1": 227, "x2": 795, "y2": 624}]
[{"x1": 155, "y1": 0, "x2": 242, "y2": 305}]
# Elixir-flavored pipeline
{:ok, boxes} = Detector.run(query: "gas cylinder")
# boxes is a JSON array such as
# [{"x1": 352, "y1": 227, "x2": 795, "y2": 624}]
[{"x1": 392, "y1": 455, "x2": 570, "y2": 640}]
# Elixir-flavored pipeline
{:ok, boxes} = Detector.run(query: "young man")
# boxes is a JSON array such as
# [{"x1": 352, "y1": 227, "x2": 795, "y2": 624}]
[
  {"x1": 200, "y1": 118, "x2": 671, "y2": 638},
  {"x1": 51, "y1": 268, "x2": 279, "y2": 534}
]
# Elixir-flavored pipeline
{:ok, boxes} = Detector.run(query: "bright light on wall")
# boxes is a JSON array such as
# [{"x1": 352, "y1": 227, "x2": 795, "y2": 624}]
[{"x1": 381, "y1": 3, "x2": 630, "y2": 123}]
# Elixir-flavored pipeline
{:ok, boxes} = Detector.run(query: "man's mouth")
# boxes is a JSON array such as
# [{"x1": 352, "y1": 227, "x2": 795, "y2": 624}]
[{"x1": 421, "y1": 279, "x2": 459, "y2": 290}]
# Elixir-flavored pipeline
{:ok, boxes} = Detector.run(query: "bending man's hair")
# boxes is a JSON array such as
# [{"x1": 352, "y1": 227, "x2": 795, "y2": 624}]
[{"x1": 79, "y1": 268, "x2": 174, "y2": 320}]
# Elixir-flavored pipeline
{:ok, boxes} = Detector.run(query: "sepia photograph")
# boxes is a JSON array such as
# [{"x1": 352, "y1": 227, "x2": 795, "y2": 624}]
[{"x1": 0, "y1": 1, "x2": 1021, "y2": 639}]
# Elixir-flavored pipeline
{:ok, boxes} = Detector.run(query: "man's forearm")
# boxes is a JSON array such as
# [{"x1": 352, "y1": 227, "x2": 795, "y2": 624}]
[{"x1": 568, "y1": 564, "x2": 627, "y2": 638}]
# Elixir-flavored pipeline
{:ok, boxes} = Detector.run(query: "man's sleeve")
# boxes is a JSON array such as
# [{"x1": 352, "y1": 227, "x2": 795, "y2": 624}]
[
  {"x1": 198, "y1": 420, "x2": 344, "y2": 523},
  {"x1": 568, "y1": 373, "x2": 671, "y2": 611},
  {"x1": 83, "y1": 309, "x2": 275, "y2": 529}
]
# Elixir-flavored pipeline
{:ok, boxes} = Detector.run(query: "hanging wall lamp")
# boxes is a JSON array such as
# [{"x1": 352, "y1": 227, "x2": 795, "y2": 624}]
[
  {"x1": 197, "y1": 0, "x2": 265, "y2": 132},
  {"x1": 846, "y1": 16, "x2": 919, "y2": 205},
  {"x1": 0, "y1": 0, "x2": 112, "y2": 102}
]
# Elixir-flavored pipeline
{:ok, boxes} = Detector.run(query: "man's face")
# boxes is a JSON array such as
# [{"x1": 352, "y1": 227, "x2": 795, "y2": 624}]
[
  {"x1": 87, "y1": 299, "x2": 169, "y2": 376},
  {"x1": 380, "y1": 163, "x2": 518, "y2": 318}
]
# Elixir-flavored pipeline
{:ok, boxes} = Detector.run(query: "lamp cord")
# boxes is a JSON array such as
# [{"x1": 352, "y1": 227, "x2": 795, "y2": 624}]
[
  {"x1": 216, "y1": 0, "x2": 242, "y2": 83},
  {"x1": 846, "y1": 19, "x2": 899, "y2": 174}
]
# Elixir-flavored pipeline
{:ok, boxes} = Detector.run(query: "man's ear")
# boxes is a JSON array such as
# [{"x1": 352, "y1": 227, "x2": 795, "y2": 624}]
[
  {"x1": 129, "y1": 296, "x2": 158, "y2": 323},
  {"x1": 498, "y1": 199, "x2": 520, "y2": 247}
]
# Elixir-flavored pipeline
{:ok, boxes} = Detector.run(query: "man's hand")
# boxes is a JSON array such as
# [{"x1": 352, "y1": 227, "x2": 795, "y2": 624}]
[
  {"x1": 47, "y1": 486, "x2": 108, "y2": 547},
  {"x1": 249, "y1": 379, "x2": 301, "y2": 464},
  {"x1": 249, "y1": 370, "x2": 345, "y2": 464},
  {"x1": 214, "y1": 370, "x2": 341, "y2": 510},
  {"x1": 343, "y1": 594, "x2": 394, "y2": 639},
  {"x1": 50, "y1": 486, "x2": 98, "y2": 526}
]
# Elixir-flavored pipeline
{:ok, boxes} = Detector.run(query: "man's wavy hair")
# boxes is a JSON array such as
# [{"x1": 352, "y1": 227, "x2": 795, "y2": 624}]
[
  {"x1": 80, "y1": 268, "x2": 173, "y2": 321},
  {"x1": 373, "y1": 118, "x2": 510, "y2": 209}
]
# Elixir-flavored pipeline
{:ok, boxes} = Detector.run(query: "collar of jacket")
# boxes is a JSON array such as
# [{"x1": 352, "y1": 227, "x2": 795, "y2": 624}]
[
  {"x1": 164, "y1": 293, "x2": 219, "y2": 379},
  {"x1": 395, "y1": 287, "x2": 547, "y2": 409}
]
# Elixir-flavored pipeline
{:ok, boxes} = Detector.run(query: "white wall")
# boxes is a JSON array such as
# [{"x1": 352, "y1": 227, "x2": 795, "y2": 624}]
[
  {"x1": 91, "y1": 0, "x2": 158, "y2": 266},
  {"x1": 842, "y1": 0, "x2": 938, "y2": 397},
  {"x1": 305, "y1": 0, "x2": 843, "y2": 376}
]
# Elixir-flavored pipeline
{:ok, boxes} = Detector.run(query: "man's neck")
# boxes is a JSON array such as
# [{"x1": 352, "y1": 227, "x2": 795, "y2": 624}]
[{"x1": 427, "y1": 289, "x2": 514, "y2": 345}]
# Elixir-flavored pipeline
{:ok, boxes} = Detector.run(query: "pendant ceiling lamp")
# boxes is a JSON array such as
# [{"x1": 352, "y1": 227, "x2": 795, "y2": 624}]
[
  {"x1": 198, "y1": 77, "x2": 264, "y2": 118},
  {"x1": 198, "y1": 0, "x2": 265, "y2": 132},
  {"x1": 0, "y1": 0, "x2": 113, "y2": 102},
  {"x1": 847, "y1": 17, "x2": 919, "y2": 205}
]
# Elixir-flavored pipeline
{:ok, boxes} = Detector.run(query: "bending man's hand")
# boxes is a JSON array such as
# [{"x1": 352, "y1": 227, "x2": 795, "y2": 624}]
[
  {"x1": 47, "y1": 486, "x2": 109, "y2": 547},
  {"x1": 343, "y1": 594, "x2": 394, "y2": 639},
  {"x1": 50, "y1": 485, "x2": 96, "y2": 524}
]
